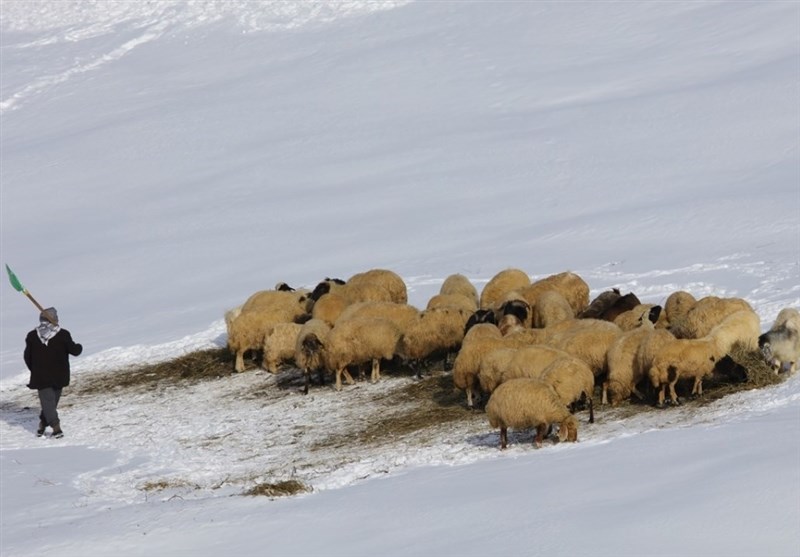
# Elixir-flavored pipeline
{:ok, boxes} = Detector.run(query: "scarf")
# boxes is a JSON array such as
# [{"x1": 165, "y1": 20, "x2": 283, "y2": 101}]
[{"x1": 36, "y1": 322, "x2": 61, "y2": 345}]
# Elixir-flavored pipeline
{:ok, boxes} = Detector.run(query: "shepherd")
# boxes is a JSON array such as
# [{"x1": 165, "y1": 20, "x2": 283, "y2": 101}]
[{"x1": 24, "y1": 307, "x2": 83, "y2": 438}]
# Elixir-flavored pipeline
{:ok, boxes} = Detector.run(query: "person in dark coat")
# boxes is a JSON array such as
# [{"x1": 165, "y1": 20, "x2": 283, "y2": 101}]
[{"x1": 24, "y1": 307, "x2": 82, "y2": 438}]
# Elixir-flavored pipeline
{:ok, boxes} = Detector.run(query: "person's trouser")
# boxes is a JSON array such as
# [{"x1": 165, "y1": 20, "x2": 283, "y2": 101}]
[{"x1": 38, "y1": 387, "x2": 63, "y2": 428}]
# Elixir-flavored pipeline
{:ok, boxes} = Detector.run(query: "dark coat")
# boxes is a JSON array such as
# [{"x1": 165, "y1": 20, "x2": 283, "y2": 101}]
[{"x1": 24, "y1": 329, "x2": 82, "y2": 390}]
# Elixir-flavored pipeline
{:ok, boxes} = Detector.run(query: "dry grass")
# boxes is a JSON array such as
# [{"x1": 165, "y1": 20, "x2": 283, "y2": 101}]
[{"x1": 244, "y1": 480, "x2": 310, "y2": 497}]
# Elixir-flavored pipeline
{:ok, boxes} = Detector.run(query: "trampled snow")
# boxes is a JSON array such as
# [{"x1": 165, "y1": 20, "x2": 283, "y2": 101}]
[{"x1": 1, "y1": 1, "x2": 798, "y2": 556}]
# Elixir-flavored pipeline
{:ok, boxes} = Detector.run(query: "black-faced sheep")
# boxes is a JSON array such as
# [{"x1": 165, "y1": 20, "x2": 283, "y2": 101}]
[
  {"x1": 578, "y1": 288, "x2": 621, "y2": 319},
  {"x1": 262, "y1": 322, "x2": 303, "y2": 373},
  {"x1": 486, "y1": 378, "x2": 579, "y2": 449},
  {"x1": 613, "y1": 304, "x2": 662, "y2": 332},
  {"x1": 325, "y1": 317, "x2": 403, "y2": 391},
  {"x1": 479, "y1": 268, "x2": 531, "y2": 310},
  {"x1": 539, "y1": 356, "x2": 595, "y2": 424},
  {"x1": 758, "y1": 307, "x2": 800, "y2": 374},
  {"x1": 294, "y1": 318, "x2": 332, "y2": 394},
  {"x1": 464, "y1": 308, "x2": 497, "y2": 334}
]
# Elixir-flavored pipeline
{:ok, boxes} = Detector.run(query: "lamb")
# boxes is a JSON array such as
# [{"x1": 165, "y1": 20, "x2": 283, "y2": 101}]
[
  {"x1": 262, "y1": 322, "x2": 303, "y2": 373},
  {"x1": 397, "y1": 306, "x2": 472, "y2": 374},
  {"x1": 325, "y1": 317, "x2": 403, "y2": 391},
  {"x1": 486, "y1": 378, "x2": 579, "y2": 449},
  {"x1": 518, "y1": 271, "x2": 590, "y2": 317},
  {"x1": 294, "y1": 318, "x2": 332, "y2": 394},
  {"x1": 532, "y1": 290, "x2": 574, "y2": 329},
  {"x1": 548, "y1": 318, "x2": 623, "y2": 379},
  {"x1": 758, "y1": 307, "x2": 800, "y2": 374},
  {"x1": 479, "y1": 268, "x2": 531, "y2": 310},
  {"x1": 440, "y1": 273, "x2": 479, "y2": 308},
  {"x1": 669, "y1": 295, "x2": 753, "y2": 339},
  {"x1": 539, "y1": 356, "x2": 595, "y2": 423}
]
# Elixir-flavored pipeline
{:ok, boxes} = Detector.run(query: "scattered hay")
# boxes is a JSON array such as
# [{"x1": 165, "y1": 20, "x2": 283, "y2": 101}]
[
  {"x1": 75, "y1": 348, "x2": 235, "y2": 395},
  {"x1": 244, "y1": 480, "x2": 310, "y2": 498}
]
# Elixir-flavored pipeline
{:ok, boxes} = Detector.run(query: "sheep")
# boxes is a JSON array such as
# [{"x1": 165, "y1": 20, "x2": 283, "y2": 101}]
[
  {"x1": 464, "y1": 308, "x2": 497, "y2": 334},
  {"x1": 397, "y1": 306, "x2": 472, "y2": 375},
  {"x1": 548, "y1": 318, "x2": 623, "y2": 379},
  {"x1": 311, "y1": 292, "x2": 351, "y2": 326},
  {"x1": 497, "y1": 313, "x2": 525, "y2": 336},
  {"x1": 227, "y1": 306, "x2": 306, "y2": 372},
  {"x1": 440, "y1": 273, "x2": 479, "y2": 308},
  {"x1": 336, "y1": 301, "x2": 420, "y2": 331},
  {"x1": 496, "y1": 297, "x2": 532, "y2": 328},
  {"x1": 647, "y1": 333, "x2": 747, "y2": 407},
  {"x1": 479, "y1": 268, "x2": 531, "y2": 310},
  {"x1": 532, "y1": 290, "x2": 574, "y2": 329},
  {"x1": 453, "y1": 322, "x2": 548, "y2": 409},
  {"x1": 613, "y1": 304, "x2": 662, "y2": 332},
  {"x1": 539, "y1": 356, "x2": 596, "y2": 423},
  {"x1": 668, "y1": 295, "x2": 753, "y2": 339},
  {"x1": 241, "y1": 289, "x2": 309, "y2": 315},
  {"x1": 758, "y1": 308, "x2": 800, "y2": 374},
  {"x1": 708, "y1": 309, "x2": 761, "y2": 354},
  {"x1": 480, "y1": 344, "x2": 571, "y2": 395},
  {"x1": 346, "y1": 268, "x2": 408, "y2": 305},
  {"x1": 518, "y1": 271, "x2": 590, "y2": 317},
  {"x1": 426, "y1": 293, "x2": 477, "y2": 313},
  {"x1": 294, "y1": 318, "x2": 332, "y2": 394},
  {"x1": 603, "y1": 321, "x2": 661, "y2": 406},
  {"x1": 325, "y1": 317, "x2": 403, "y2": 391},
  {"x1": 224, "y1": 305, "x2": 243, "y2": 330},
  {"x1": 486, "y1": 378, "x2": 579, "y2": 449},
  {"x1": 262, "y1": 322, "x2": 303, "y2": 373},
  {"x1": 579, "y1": 289, "x2": 622, "y2": 319},
  {"x1": 663, "y1": 290, "x2": 697, "y2": 326}
]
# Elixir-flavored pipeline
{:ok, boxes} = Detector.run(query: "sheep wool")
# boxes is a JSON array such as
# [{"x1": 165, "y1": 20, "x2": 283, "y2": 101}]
[
  {"x1": 480, "y1": 268, "x2": 531, "y2": 310},
  {"x1": 486, "y1": 378, "x2": 579, "y2": 449},
  {"x1": 325, "y1": 317, "x2": 403, "y2": 391},
  {"x1": 295, "y1": 318, "x2": 333, "y2": 394},
  {"x1": 539, "y1": 356, "x2": 595, "y2": 423},
  {"x1": 440, "y1": 273, "x2": 479, "y2": 308},
  {"x1": 532, "y1": 290, "x2": 574, "y2": 329},
  {"x1": 262, "y1": 322, "x2": 303, "y2": 373},
  {"x1": 518, "y1": 271, "x2": 590, "y2": 317}
]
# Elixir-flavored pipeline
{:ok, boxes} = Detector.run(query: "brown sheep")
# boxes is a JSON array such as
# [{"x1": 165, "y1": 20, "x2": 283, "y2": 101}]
[
  {"x1": 669, "y1": 295, "x2": 753, "y2": 339},
  {"x1": 486, "y1": 378, "x2": 579, "y2": 449},
  {"x1": 440, "y1": 273, "x2": 479, "y2": 308},
  {"x1": 539, "y1": 356, "x2": 595, "y2": 423},
  {"x1": 479, "y1": 268, "x2": 531, "y2": 310},
  {"x1": 518, "y1": 271, "x2": 590, "y2": 317},
  {"x1": 294, "y1": 318, "x2": 332, "y2": 394},
  {"x1": 325, "y1": 317, "x2": 402, "y2": 391}
]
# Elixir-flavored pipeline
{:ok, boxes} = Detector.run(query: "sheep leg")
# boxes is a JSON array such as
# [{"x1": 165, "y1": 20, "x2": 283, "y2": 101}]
[
  {"x1": 631, "y1": 385, "x2": 646, "y2": 401},
  {"x1": 588, "y1": 395, "x2": 595, "y2": 424},
  {"x1": 657, "y1": 385, "x2": 666, "y2": 408},
  {"x1": 601, "y1": 381, "x2": 609, "y2": 405},
  {"x1": 499, "y1": 427, "x2": 508, "y2": 450},
  {"x1": 535, "y1": 424, "x2": 548, "y2": 448},
  {"x1": 303, "y1": 370, "x2": 310, "y2": 395},
  {"x1": 668, "y1": 380, "x2": 680, "y2": 405},
  {"x1": 466, "y1": 387, "x2": 474, "y2": 409},
  {"x1": 235, "y1": 350, "x2": 245, "y2": 373},
  {"x1": 370, "y1": 358, "x2": 380, "y2": 383},
  {"x1": 343, "y1": 368, "x2": 355, "y2": 385}
]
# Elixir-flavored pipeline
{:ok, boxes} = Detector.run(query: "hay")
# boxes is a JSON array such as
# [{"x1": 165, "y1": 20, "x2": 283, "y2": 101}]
[{"x1": 244, "y1": 480, "x2": 310, "y2": 497}]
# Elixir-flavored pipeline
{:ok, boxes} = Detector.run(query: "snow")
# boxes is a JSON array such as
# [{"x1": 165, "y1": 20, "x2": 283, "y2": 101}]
[{"x1": 1, "y1": 1, "x2": 799, "y2": 555}]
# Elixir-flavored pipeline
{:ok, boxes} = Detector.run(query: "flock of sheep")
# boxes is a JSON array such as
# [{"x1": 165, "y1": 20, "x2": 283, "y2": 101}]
[{"x1": 224, "y1": 268, "x2": 799, "y2": 450}]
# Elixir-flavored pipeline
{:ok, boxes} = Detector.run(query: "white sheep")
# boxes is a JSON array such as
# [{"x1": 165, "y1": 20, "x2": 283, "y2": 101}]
[
  {"x1": 325, "y1": 317, "x2": 403, "y2": 391},
  {"x1": 294, "y1": 318, "x2": 333, "y2": 394},
  {"x1": 758, "y1": 307, "x2": 800, "y2": 374},
  {"x1": 708, "y1": 309, "x2": 761, "y2": 354},
  {"x1": 486, "y1": 378, "x2": 579, "y2": 449}
]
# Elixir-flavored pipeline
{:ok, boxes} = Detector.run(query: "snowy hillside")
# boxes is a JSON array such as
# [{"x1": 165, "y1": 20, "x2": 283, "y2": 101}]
[{"x1": 1, "y1": 1, "x2": 798, "y2": 556}]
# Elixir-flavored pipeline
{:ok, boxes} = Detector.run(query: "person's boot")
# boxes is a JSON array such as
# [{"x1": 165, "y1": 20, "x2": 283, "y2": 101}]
[
  {"x1": 37, "y1": 419, "x2": 46, "y2": 437},
  {"x1": 51, "y1": 421, "x2": 63, "y2": 439}
]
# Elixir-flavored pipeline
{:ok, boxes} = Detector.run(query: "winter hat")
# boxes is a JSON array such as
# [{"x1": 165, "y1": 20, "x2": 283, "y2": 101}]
[{"x1": 40, "y1": 307, "x2": 58, "y2": 325}]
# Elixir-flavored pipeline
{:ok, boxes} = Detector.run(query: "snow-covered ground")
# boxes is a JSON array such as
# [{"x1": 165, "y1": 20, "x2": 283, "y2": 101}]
[{"x1": 1, "y1": 1, "x2": 798, "y2": 556}]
